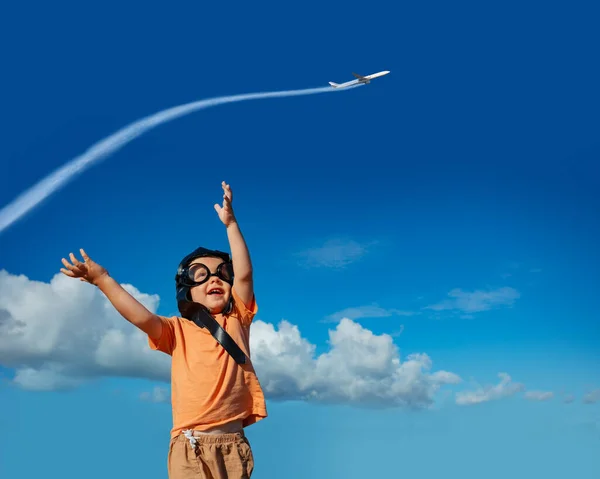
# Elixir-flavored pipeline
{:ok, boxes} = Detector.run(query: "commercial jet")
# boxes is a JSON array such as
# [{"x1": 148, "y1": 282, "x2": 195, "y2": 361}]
[{"x1": 328, "y1": 70, "x2": 390, "y2": 88}]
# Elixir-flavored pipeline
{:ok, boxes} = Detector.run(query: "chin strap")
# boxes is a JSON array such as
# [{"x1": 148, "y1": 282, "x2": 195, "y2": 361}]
[{"x1": 186, "y1": 303, "x2": 247, "y2": 365}]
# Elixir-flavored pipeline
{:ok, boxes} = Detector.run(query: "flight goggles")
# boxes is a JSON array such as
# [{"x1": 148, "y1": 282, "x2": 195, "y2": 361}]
[{"x1": 178, "y1": 261, "x2": 234, "y2": 287}]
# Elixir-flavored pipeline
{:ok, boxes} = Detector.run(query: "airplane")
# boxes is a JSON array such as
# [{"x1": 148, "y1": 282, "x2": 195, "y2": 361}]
[{"x1": 328, "y1": 70, "x2": 390, "y2": 88}]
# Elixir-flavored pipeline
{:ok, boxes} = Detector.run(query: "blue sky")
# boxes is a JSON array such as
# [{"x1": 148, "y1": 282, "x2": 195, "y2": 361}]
[{"x1": 0, "y1": 0, "x2": 599, "y2": 478}]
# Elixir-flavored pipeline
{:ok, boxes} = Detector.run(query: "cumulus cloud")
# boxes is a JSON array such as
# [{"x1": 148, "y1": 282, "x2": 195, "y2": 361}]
[
  {"x1": 456, "y1": 373, "x2": 524, "y2": 406},
  {"x1": 251, "y1": 318, "x2": 461, "y2": 408},
  {"x1": 324, "y1": 304, "x2": 417, "y2": 323},
  {"x1": 295, "y1": 238, "x2": 375, "y2": 268},
  {"x1": 425, "y1": 287, "x2": 520, "y2": 315},
  {"x1": 0, "y1": 269, "x2": 170, "y2": 391},
  {"x1": 524, "y1": 390, "x2": 554, "y2": 402},
  {"x1": 0, "y1": 270, "x2": 461, "y2": 409}
]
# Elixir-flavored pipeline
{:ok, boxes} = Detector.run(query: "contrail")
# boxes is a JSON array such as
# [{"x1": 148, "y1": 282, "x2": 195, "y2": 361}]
[{"x1": 0, "y1": 84, "x2": 358, "y2": 235}]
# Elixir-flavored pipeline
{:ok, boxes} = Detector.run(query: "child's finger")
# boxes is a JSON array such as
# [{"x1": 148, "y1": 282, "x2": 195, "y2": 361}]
[
  {"x1": 80, "y1": 249, "x2": 90, "y2": 262},
  {"x1": 62, "y1": 258, "x2": 85, "y2": 275},
  {"x1": 222, "y1": 182, "x2": 232, "y2": 196},
  {"x1": 69, "y1": 252, "x2": 82, "y2": 266},
  {"x1": 61, "y1": 258, "x2": 75, "y2": 270},
  {"x1": 60, "y1": 267, "x2": 74, "y2": 277}
]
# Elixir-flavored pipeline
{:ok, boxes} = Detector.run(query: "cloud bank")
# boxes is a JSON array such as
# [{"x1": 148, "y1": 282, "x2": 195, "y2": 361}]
[
  {"x1": 0, "y1": 269, "x2": 460, "y2": 409},
  {"x1": 252, "y1": 318, "x2": 460, "y2": 407}
]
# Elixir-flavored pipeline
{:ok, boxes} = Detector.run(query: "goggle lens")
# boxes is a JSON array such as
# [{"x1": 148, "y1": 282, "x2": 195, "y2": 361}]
[{"x1": 186, "y1": 262, "x2": 233, "y2": 285}]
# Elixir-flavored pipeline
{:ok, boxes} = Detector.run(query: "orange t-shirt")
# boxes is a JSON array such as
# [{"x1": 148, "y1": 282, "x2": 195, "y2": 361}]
[{"x1": 148, "y1": 287, "x2": 268, "y2": 438}]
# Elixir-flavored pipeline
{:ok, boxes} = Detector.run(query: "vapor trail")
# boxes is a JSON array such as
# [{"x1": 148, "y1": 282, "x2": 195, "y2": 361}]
[{"x1": 0, "y1": 84, "x2": 355, "y2": 235}]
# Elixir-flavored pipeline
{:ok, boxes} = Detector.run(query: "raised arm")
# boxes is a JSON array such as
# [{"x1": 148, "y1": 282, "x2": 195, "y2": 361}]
[
  {"x1": 214, "y1": 181, "x2": 254, "y2": 307},
  {"x1": 60, "y1": 249, "x2": 163, "y2": 339}
]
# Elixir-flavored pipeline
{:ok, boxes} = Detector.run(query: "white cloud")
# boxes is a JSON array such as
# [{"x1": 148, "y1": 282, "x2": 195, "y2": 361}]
[
  {"x1": 12, "y1": 364, "x2": 84, "y2": 391},
  {"x1": 296, "y1": 238, "x2": 374, "y2": 268},
  {"x1": 251, "y1": 318, "x2": 461, "y2": 408},
  {"x1": 425, "y1": 287, "x2": 520, "y2": 315},
  {"x1": 0, "y1": 269, "x2": 170, "y2": 391},
  {"x1": 0, "y1": 269, "x2": 461, "y2": 409},
  {"x1": 583, "y1": 389, "x2": 600, "y2": 404},
  {"x1": 456, "y1": 373, "x2": 525, "y2": 406},
  {"x1": 324, "y1": 304, "x2": 417, "y2": 323},
  {"x1": 524, "y1": 390, "x2": 554, "y2": 401}
]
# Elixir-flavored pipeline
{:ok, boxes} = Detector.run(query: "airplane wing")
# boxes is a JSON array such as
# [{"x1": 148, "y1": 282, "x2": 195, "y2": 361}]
[
  {"x1": 330, "y1": 70, "x2": 389, "y2": 88},
  {"x1": 329, "y1": 79, "x2": 360, "y2": 88}
]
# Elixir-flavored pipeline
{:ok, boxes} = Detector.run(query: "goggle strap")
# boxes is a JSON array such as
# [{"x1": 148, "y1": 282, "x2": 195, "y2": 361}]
[{"x1": 188, "y1": 305, "x2": 246, "y2": 364}]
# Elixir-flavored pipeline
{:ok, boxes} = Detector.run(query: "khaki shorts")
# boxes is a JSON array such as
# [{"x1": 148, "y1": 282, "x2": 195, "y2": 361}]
[{"x1": 168, "y1": 430, "x2": 254, "y2": 479}]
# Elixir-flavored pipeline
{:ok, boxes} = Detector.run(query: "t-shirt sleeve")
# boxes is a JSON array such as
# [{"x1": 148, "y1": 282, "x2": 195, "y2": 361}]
[
  {"x1": 147, "y1": 315, "x2": 177, "y2": 355},
  {"x1": 232, "y1": 287, "x2": 258, "y2": 327}
]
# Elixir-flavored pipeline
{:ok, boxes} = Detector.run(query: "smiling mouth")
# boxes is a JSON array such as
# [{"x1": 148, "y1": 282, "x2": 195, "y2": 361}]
[{"x1": 207, "y1": 288, "x2": 224, "y2": 295}]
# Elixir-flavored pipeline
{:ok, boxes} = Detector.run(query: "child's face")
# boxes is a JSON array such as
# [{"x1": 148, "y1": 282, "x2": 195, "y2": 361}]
[{"x1": 188, "y1": 256, "x2": 232, "y2": 314}]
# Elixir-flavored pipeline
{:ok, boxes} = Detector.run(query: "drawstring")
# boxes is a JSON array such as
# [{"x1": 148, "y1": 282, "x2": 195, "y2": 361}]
[{"x1": 183, "y1": 429, "x2": 198, "y2": 449}]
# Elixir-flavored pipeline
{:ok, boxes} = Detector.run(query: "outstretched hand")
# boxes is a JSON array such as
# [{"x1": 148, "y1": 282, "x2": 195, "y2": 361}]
[
  {"x1": 214, "y1": 181, "x2": 237, "y2": 227},
  {"x1": 60, "y1": 249, "x2": 108, "y2": 285}
]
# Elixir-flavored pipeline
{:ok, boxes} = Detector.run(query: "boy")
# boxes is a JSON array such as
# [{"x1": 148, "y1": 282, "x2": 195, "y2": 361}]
[{"x1": 60, "y1": 181, "x2": 267, "y2": 479}]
